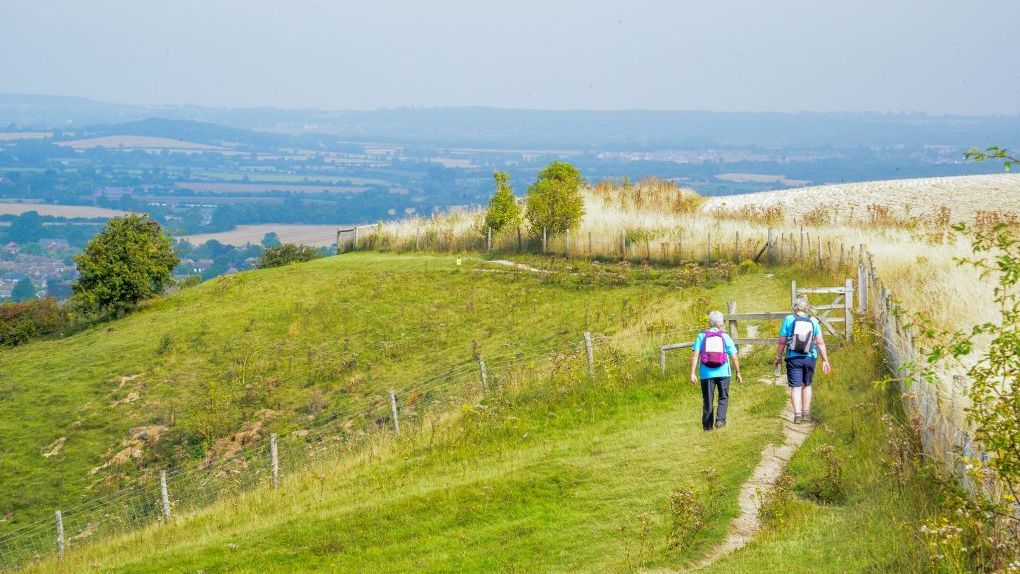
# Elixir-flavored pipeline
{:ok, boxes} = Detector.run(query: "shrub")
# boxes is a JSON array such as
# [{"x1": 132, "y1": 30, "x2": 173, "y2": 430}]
[
  {"x1": 666, "y1": 486, "x2": 704, "y2": 551},
  {"x1": 0, "y1": 298, "x2": 69, "y2": 347},
  {"x1": 256, "y1": 243, "x2": 324, "y2": 268},
  {"x1": 525, "y1": 161, "x2": 585, "y2": 235},
  {"x1": 483, "y1": 171, "x2": 522, "y2": 233}
]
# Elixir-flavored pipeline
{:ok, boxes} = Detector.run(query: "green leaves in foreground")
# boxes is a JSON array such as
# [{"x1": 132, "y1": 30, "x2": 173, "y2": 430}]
[{"x1": 963, "y1": 145, "x2": 1018, "y2": 171}]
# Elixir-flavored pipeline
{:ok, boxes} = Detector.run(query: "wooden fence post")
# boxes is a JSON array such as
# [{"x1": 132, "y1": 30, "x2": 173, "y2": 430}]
[
  {"x1": 55, "y1": 510, "x2": 64, "y2": 560},
  {"x1": 478, "y1": 355, "x2": 489, "y2": 394},
  {"x1": 583, "y1": 331, "x2": 594, "y2": 378},
  {"x1": 817, "y1": 237, "x2": 823, "y2": 268},
  {"x1": 160, "y1": 470, "x2": 171, "y2": 521},
  {"x1": 389, "y1": 390, "x2": 400, "y2": 435},
  {"x1": 620, "y1": 229, "x2": 626, "y2": 259},
  {"x1": 857, "y1": 264, "x2": 868, "y2": 312},
  {"x1": 660, "y1": 347, "x2": 667, "y2": 374},
  {"x1": 487, "y1": 227, "x2": 492, "y2": 252},
  {"x1": 415, "y1": 228, "x2": 421, "y2": 251},
  {"x1": 588, "y1": 232, "x2": 593, "y2": 257},
  {"x1": 734, "y1": 231, "x2": 740, "y2": 262},
  {"x1": 566, "y1": 229, "x2": 571, "y2": 257},
  {"x1": 726, "y1": 301, "x2": 739, "y2": 339},
  {"x1": 270, "y1": 433, "x2": 280, "y2": 489},
  {"x1": 706, "y1": 232, "x2": 712, "y2": 262},
  {"x1": 353, "y1": 226, "x2": 359, "y2": 250},
  {"x1": 844, "y1": 277, "x2": 854, "y2": 341},
  {"x1": 766, "y1": 228, "x2": 775, "y2": 262},
  {"x1": 542, "y1": 227, "x2": 547, "y2": 254}
]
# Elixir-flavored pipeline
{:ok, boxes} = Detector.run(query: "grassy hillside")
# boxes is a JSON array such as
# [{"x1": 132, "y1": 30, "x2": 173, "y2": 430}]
[
  {"x1": 21, "y1": 343, "x2": 787, "y2": 573},
  {"x1": 19, "y1": 304, "x2": 950, "y2": 573},
  {"x1": 0, "y1": 253, "x2": 776, "y2": 540}
]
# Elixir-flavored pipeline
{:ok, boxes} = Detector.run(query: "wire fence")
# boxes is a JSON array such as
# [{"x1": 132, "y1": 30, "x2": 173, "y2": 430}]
[{"x1": 0, "y1": 330, "x2": 604, "y2": 571}]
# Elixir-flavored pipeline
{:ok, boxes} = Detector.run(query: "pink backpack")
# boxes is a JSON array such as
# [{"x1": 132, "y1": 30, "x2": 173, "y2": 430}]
[{"x1": 700, "y1": 330, "x2": 728, "y2": 367}]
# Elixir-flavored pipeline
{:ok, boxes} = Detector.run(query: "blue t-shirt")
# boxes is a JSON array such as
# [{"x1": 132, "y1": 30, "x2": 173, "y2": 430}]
[
  {"x1": 780, "y1": 313, "x2": 822, "y2": 358},
  {"x1": 691, "y1": 329, "x2": 738, "y2": 379}
]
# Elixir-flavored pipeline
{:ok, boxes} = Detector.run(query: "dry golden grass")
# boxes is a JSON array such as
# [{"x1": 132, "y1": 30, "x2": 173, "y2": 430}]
[
  {"x1": 704, "y1": 173, "x2": 1020, "y2": 225},
  {"x1": 379, "y1": 174, "x2": 1004, "y2": 341}
]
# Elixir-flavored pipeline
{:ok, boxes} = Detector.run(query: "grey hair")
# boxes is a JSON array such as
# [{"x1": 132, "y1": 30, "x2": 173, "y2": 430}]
[
  {"x1": 793, "y1": 295, "x2": 811, "y2": 313},
  {"x1": 708, "y1": 310, "x2": 725, "y2": 328}
]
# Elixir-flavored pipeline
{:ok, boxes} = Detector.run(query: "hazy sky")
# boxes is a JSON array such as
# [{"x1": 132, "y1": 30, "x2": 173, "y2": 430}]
[{"x1": 2, "y1": 0, "x2": 1017, "y2": 114}]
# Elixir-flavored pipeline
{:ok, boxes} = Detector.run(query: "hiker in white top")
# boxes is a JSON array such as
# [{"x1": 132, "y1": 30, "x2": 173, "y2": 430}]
[{"x1": 774, "y1": 295, "x2": 831, "y2": 424}]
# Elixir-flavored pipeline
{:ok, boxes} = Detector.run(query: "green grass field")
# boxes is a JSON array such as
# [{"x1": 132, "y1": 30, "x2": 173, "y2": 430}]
[
  {"x1": 0, "y1": 254, "x2": 787, "y2": 540},
  {"x1": 3, "y1": 253, "x2": 959, "y2": 573},
  {"x1": 19, "y1": 310, "x2": 947, "y2": 573},
  {"x1": 21, "y1": 352, "x2": 789, "y2": 573}
]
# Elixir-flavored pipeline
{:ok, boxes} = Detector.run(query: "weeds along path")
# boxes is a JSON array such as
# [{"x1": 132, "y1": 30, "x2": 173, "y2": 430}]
[{"x1": 694, "y1": 376, "x2": 816, "y2": 570}]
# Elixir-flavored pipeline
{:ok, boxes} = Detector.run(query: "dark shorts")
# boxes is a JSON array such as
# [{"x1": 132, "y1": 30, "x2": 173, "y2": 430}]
[{"x1": 786, "y1": 356, "x2": 817, "y2": 388}]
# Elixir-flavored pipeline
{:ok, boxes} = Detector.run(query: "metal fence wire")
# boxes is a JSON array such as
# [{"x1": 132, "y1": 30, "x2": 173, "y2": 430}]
[{"x1": 0, "y1": 333, "x2": 587, "y2": 570}]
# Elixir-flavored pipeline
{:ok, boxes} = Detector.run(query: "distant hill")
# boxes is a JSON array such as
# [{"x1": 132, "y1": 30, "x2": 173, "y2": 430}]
[{"x1": 3, "y1": 93, "x2": 1019, "y2": 150}]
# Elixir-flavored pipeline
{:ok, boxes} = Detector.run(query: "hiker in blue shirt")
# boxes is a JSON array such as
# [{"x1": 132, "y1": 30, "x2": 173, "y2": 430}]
[
  {"x1": 690, "y1": 310, "x2": 743, "y2": 430},
  {"x1": 774, "y1": 295, "x2": 832, "y2": 424}
]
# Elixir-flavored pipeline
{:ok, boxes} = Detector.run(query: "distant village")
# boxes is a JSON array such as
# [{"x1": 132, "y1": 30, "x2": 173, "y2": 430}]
[{"x1": 0, "y1": 239, "x2": 75, "y2": 300}]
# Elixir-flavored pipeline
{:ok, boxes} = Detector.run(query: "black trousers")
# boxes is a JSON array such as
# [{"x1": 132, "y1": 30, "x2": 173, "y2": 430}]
[{"x1": 700, "y1": 377, "x2": 731, "y2": 430}]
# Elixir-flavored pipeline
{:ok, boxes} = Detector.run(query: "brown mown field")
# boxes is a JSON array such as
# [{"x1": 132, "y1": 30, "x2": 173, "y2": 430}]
[
  {"x1": 181, "y1": 224, "x2": 342, "y2": 247},
  {"x1": 0, "y1": 202, "x2": 128, "y2": 218}
]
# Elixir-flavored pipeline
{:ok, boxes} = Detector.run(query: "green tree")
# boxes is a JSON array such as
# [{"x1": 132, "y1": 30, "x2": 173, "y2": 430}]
[
  {"x1": 483, "y1": 171, "x2": 522, "y2": 232},
  {"x1": 73, "y1": 214, "x2": 179, "y2": 314},
  {"x1": 256, "y1": 243, "x2": 323, "y2": 268},
  {"x1": 8, "y1": 211, "x2": 44, "y2": 243},
  {"x1": 525, "y1": 161, "x2": 585, "y2": 235},
  {"x1": 261, "y1": 232, "x2": 282, "y2": 248},
  {"x1": 11, "y1": 277, "x2": 36, "y2": 302}
]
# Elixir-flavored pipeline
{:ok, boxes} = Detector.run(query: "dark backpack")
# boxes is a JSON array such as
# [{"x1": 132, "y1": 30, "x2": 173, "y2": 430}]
[
  {"x1": 700, "y1": 330, "x2": 728, "y2": 367},
  {"x1": 787, "y1": 314, "x2": 815, "y2": 354}
]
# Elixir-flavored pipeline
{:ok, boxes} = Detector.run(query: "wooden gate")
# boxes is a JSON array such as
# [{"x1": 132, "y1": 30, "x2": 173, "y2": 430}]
[
  {"x1": 792, "y1": 279, "x2": 854, "y2": 342},
  {"x1": 658, "y1": 277, "x2": 858, "y2": 373}
]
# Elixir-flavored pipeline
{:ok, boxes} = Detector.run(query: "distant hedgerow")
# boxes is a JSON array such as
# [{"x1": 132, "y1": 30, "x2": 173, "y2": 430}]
[{"x1": 256, "y1": 244, "x2": 324, "y2": 268}]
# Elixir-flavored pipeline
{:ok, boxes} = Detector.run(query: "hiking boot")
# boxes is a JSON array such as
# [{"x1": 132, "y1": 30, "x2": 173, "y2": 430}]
[
  {"x1": 793, "y1": 414, "x2": 803, "y2": 424},
  {"x1": 803, "y1": 414, "x2": 814, "y2": 424},
  {"x1": 714, "y1": 420, "x2": 726, "y2": 429}
]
